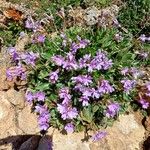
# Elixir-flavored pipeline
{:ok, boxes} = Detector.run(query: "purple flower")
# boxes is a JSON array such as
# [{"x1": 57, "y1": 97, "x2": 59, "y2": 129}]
[
  {"x1": 136, "y1": 51, "x2": 149, "y2": 59},
  {"x1": 121, "y1": 79, "x2": 136, "y2": 94},
  {"x1": 98, "y1": 80, "x2": 114, "y2": 95},
  {"x1": 78, "y1": 37, "x2": 90, "y2": 49},
  {"x1": 49, "y1": 70, "x2": 59, "y2": 84},
  {"x1": 6, "y1": 69, "x2": 14, "y2": 81},
  {"x1": 91, "y1": 88, "x2": 100, "y2": 99},
  {"x1": 51, "y1": 55, "x2": 65, "y2": 66},
  {"x1": 6, "y1": 65, "x2": 26, "y2": 81},
  {"x1": 25, "y1": 17, "x2": 34, "y2": 29},
  {"x1": 35, "y1": 105, "x2": 48, "y2": 114},
  {"x1": 21, "y1": 51, "x2": 39, "y2": 66},
  {"x1": 71, "y1": 75, "x2": 93, "y2": 86},
  {"x1": 78, "y1": 54, "x2": 91, "y2": 69},
  {"x1": 91, "y1": 131, "x2": 107, "y2": 141},
  {"x1": 121, "y1": 67, "x2": 143, "y2": 79},
  {"x1": 64, "y1": 123, "x2": 75, "y2": 133},
  {"x1": 70, "y1": 36, "x2": 90, "y2": 53},
  {"x1": 35, "y1": 105, "x2": 50, "y2": 131},
  {"x1": 121, "y1": 67, "x2": 129, "y2": 76},
  {"x1": 146, "y1": 82, "x2": 150, "y2": 92},
  {"x1": 74, "y1": 84, "x2": 85, "y2": 91},
  {"x1": 57, "y1": 104, "x2": 78, "y2": 120},
  {"x1": 19, "y1": 31, "x2": 25, "y2": 38},
  {"x1": 146, "y1": 92, "x2": 150, "y2": 97},
  {"x1": 20, "y1": 72, "x2": 27, "y2": 80},
  {"x1": 39, "y1": 123, "x2": 49, "y2": 131},
  {"x1": 79, "y1": 96, "x2": 89, "y2": 106},
  {"x1": 105, "y1": 103, "x2": 120, "y2": 118},
  {"x1": 62, "y1": 52, "x2": 78, "y2": 70},
  {"x1": 35, "y1": 91, "x2": 46, "y2": 101},
  {"x1": 114, "y1": 33, "x2": 123, "y2": 42},
  {"x1": 113, "y1": 19, "x2": 121, "y2": 27},
  {"x1": 81, "y1": 87, "x2": 92, "y2": 97},
  {"x1": 147, "y1": 37, "x2": 150, "y2": 41},
  {"x1": 70, "y1": 42, "x2": 80, "y2": 54},
  {"x1": 8, "y1": 47, "x2": 20, "y2": 62},
  {"x1": 139, "y1": 99, "x2": 149, "y2": 109},
  {"x1": 59, "y1": 87, "x2": 71, "y2": 104},
  {"x1": 37, "y1": 35, "x2": 46, "y2": 43},
  {"x1": 25, "y1": 17, "x2": 41, "y2": 32},
  {"x1": 25, "y1": 91, "x2": 34, "y2": 104},
  {"x1": 130, "y1": 67, "x2": 143, "y2": 79},
  {"x1": 88, "y1": 50, "x2": 112, "y2": 72},
  {"x1": 139, "y1": 34, "x2": 146, "y2": 42}
]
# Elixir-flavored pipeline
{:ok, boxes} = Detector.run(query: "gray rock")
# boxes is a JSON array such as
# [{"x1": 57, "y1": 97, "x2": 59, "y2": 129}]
[
  {"x1": 37, "y1": 135, "x2": 53, "y2": 150},
  {"x1": 19, "y1": 136, "x2": 41, "y2": 150}
]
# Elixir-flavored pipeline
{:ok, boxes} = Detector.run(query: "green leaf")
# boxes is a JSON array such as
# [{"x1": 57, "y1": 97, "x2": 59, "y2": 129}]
[
  {"x1": 41, "y1": 52, "x2": 52, "y2": 60},
  {"x1": 92, "y1": 105, "x2": 99, "y2": 113},
  {"x1": 80, "y1": 106, "x2": 93, "y2": 123},
  {"x1": 36, "y1": 83, "x2": 50, "y2": 90},
  {"x1": 39, "y1": 70, "x2": 49, "y2": 79}
]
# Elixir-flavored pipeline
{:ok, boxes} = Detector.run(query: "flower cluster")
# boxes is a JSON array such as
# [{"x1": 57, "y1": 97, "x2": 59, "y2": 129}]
[
  {"x1": 57, "y1": 103, "x2": 78, "y2": 120},
  {"x1": 121, "y1": 79, "x2": 136, "y2": 94},
  {"x1": 32, "y1": 34, "x2": 46, "y2": 43},
  {"x1": 25, "y1": 91, "x2": 46, "y2": 104},
  {"x1": 139, "y1": 34, "x2": 150, "y2": 42},
  {"x1": 87, "y1": 50, "x2": 113, "y2": 72},
  {"x1": 18, "y1": 29, "x2": 148, "y2": 141},
  {"x1": 72, "y1": 77, "x2": 114, "y2": 106},
  {"x1": 91, "y1": 131, "x2": 107, "y2": 142},
  {"x1": 64, "y1": 123, "x2": 75, "y2": 133},
  {"x1": 52, "y1": 37, "x2": 112, "y2": 72},
  {"x1": 71, "y1": 36, "x2": 90, "y2": 54},
  {"x1": 6, "y1": 47, "x2": 39, "y2": 81},
  {"x1": 105, "y1": 103, "x2": 120, "y2": 118},
  {"x1": 71, "y1": 75, "x2": 93, "y2": 86},
  {"x1": 25, "y1": 16, "x2": 42, "y2": 32},
  {"x1": 6, "y1": 65, "x2": 26, "y2": 81},
  {"x1": 57, "y1": 87, "x2": 78, "y2": 120},
  {"x1": 49, "y1": 70, "x2": 59, "y2": 84},
  {"x1": 52, "y1": 52, "x2": 78, "y2": 71},
  {"x1": 20, "y1": 51, "x2": 39, "y2": 66},
  {"x1": 35, "y1": 105, "x2": 50, "y2": 131},
  {"x1": 121, "y1": 67, "x2": 143, "y2": 79},
  {"x1": 139, "y1": 99, "x2": 149, "y2": 109},
  {"x1": 120, "y1": 67, "x2": 143, "y2": 94},
  {"x1": 135, "y1": 51, "x2": 149, "y2": 60}
]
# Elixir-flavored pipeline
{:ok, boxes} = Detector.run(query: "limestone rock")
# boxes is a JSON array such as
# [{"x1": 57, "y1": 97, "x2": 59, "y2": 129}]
[
  {"x1": 0, "y1": 91, "x2": 21, "y2": 139},
  {"x1": 6, "y1": 89, "x2": 25, "y2": 108},
  {"x1": 144, "y1": 116, "x2": 150, "y2": 132},
  {"x1": 48, "y1": 129, "x2": 90, "y2": 150},
  {"x1": 90, "y1": 113, "x2": 145, "y2": 150},
  {"x1": 0, "y1": 67, "x2": 10, "y2": 90},
  {"x1": 18, "y1": 104, "x2": 39, "y2": 134},
  {"x1": 47, "y1": 113, "x2": 145, "y2": 150}
]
